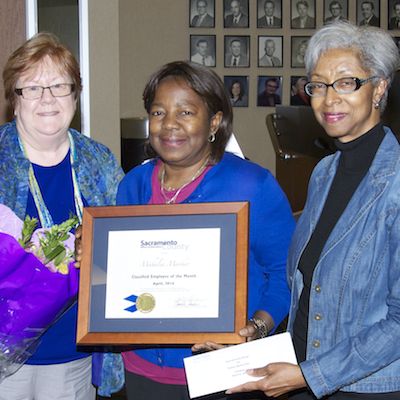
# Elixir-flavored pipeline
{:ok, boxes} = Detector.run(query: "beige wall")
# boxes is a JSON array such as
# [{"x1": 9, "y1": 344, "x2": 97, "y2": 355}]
[
  {"x1": 0, "y1": 0, "x2": 25, "y2": 124},
  {"x1": 90, "y1": 0, "x2": 393, "y2": 172},
  {"x1": 88, "y1": 0, "x2": 120, "y2": 159},
  {"x1": 119, "y1": 0, "x2": 281, "y2": 171}
]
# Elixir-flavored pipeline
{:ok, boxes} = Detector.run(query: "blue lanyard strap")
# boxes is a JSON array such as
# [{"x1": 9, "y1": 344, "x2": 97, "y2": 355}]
[{"x1": 18, "y1": 132, "x2": 83, "y2": 228}]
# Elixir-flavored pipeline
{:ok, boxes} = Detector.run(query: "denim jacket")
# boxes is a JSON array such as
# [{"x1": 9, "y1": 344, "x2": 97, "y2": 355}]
[{"x1": 287, "y1": 127, "x2": 400, "y2": 398}]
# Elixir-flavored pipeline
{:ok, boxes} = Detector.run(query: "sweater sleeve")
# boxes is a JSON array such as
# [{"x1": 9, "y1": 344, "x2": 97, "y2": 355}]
[{"x1": 249, "y1": 170, "x2": 295, "y2": 328}]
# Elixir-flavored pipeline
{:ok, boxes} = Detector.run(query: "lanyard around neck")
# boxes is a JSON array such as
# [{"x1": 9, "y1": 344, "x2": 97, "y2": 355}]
[{"x1": 18, "y1": 132, "x2": 84, "y2": 228}]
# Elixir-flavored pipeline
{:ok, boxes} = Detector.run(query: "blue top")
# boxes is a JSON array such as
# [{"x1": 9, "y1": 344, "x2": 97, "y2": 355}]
[
  {"x1": 0, "y1": 120, "x2": 124, "y2": 365},
  {"x1": 117, "y1": 152, "x2": 295, "y2": 370},
  {"x1": 26, "y1": 152, "x2": 89, "y2": 364},
  {"x1": 287, "y1": 128, "x2": 400, "y2": 397}
]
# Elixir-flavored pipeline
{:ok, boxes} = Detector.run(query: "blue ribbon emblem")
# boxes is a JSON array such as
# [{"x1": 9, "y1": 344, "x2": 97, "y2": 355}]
[{"x1": 124, "y1": 294, "x2": 138, "y2": 313}]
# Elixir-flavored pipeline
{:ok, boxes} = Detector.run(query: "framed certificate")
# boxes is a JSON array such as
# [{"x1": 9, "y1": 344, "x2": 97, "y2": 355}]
[{"x1": 77, "y1": 202, "x2": 249, "y2": 345}]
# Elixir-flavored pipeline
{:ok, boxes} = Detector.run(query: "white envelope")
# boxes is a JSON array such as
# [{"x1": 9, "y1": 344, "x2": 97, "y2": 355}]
[{"x1": 184, "y1": 332, "x2": 297, "y2": 399}]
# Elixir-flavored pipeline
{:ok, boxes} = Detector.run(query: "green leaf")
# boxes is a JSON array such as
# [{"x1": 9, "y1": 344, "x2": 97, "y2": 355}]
[
  {"x1": 53, "y1": 248, "x2": 67, "y2": 266},
  {"x1": 18, "y1": 216, "x2": 38, "y2": 249}
]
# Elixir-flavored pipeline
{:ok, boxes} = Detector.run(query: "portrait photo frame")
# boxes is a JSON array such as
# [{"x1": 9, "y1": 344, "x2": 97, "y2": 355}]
[
  {"x1": 190, "y1": 34, "x2": 216, "y2": 67},
  {"x1": 291, "y1": 0, "x2": 316, "y2": 29},
  {"x1": 77, "y1": 203, "x2": 249, "y2": 345},
  {"x1": 258, "y1": 35, "x2": 283, "y2": 68},
  {"x1": 323, "y1": 0, "x2": 348, "y2": 24},
  {"x1": 257, "y1": 0, "x2": 283, "y2": 28},
  {"x1": 224, "y1": 35, "x2": 250, "y2": 68},
  {"x1": 290, "y1": 75, "x2": 311, "y2": 106},
  {"x1": 393, "y1": 36, "x2": 400, "y2": 52},
  {"x1": 223, "y1": 0, "x2": 249, "y2": 28},
  {"x1": 189, "y1": 0, "x2": 215, "y2": 28},
  {"x1": 257, "y1": 75, "x2": 283, "y2": 107},
  {"x1": 291, "y1": 36, "x2": 310, "y2": 68},
  {"x1": 356, "y1": 0, "x2": 380, "y2": 27},
  {"x1": 224, "y1": 75, "x2": 249, "y2": 107},
  {"x1": 388, "y1": 0, "x2": 400, "y2": 30}
]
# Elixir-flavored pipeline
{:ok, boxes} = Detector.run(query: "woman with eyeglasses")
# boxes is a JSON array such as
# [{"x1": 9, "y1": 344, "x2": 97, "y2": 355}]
[
  {"x1": 0, "y1": 33, "x2": 124, "y2": 399},
  {"x1": 224, "y1": 21, "x2": 400, "y2": 399}
]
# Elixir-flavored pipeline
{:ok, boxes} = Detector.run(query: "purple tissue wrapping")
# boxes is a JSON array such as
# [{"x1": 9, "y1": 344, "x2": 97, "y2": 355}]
[{"x1": 0, "y1": 232, "x2": 79, "y2": 346}]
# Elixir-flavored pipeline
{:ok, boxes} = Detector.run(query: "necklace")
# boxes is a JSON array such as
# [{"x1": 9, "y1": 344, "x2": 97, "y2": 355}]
[
  {"x1": 18, "y1": 132, "x2": 84, "y2": 228},
  {"x1": 160, "y1": 157, "x2": 209, "y2": 204}
]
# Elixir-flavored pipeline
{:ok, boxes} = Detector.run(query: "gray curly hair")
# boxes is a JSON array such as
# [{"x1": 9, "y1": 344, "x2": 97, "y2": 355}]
[{"x1": 304, "y1": 21, "x2": 400, "y2": 111}]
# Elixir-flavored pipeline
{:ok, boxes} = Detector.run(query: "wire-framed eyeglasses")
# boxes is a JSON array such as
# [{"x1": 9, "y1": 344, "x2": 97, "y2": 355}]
[
  {"x1": 14, "y1": 83, "x2": 75, "y2": 100},
  {"x1": 304, "y1": 76, "x2": 378, "y2": 97}
]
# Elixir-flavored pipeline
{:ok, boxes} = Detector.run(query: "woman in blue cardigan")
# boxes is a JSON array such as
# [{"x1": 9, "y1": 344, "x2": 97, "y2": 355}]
[{"x1": 116, "y1": 61, "x2": 295, "y2": 400}]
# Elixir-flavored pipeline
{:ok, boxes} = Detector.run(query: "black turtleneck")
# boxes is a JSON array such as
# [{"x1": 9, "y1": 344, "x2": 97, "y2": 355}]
[{"x1": 292, "y1": 123, "x2": 385, "y2": 363}]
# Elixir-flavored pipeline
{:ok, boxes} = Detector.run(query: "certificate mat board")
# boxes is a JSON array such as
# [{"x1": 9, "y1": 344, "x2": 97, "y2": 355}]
[
  {"x1": 77, "y1": 203, "x2": 248, "y2": 345},
  {"x1": 184, "y1": 332, "x2": 297, "y2": 399}
]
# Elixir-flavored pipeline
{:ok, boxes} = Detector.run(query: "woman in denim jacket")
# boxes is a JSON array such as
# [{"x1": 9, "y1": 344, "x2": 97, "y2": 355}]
[{"x1": 227, "y1": 21, "x2": 400, "y2": 399}]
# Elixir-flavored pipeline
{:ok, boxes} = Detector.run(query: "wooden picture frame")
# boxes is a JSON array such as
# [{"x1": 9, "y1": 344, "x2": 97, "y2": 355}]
[{"x1": 77, "y1": 202, "x2": 249, "y2": 345}]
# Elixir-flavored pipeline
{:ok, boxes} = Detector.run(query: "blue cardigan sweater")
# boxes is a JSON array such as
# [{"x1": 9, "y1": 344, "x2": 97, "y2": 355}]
[{"x1": 117, "y1": 152, "x2": 295, "y2": 370}]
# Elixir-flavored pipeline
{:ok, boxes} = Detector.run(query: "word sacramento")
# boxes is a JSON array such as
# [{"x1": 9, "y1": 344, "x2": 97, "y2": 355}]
[{"x1": 140, "y1": 240, "x2": 178, "y2": 248}]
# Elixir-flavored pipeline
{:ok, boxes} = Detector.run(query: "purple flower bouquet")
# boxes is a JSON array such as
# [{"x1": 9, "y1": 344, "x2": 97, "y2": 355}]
[{"x1": 0, "y1": 205, "x2": 79, "y2": 382}]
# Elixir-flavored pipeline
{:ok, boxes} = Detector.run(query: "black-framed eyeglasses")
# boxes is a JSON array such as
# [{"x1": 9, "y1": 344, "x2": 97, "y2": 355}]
[
  {"x1": 14, "y1": 83, "x2": 75, "y2": 100},
  {"x1": 304, "y1": 76, "x2": 378, "y2": 97}
]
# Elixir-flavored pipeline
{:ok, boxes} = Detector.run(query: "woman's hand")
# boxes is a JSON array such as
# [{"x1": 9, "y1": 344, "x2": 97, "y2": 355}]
[
  {"x1": 226, "y1": 362, "x2": 306, "y2": 398},
  {"x1": 241, "y1": 310, "x2": 275, "y2": 341},
  {"x1": 74, "y1": 225, "x2": 83, "y2": 268},
  {"x1": 238, "y1": 321, "x2": 259, "y2": 341},
  {"x1": 191, "y1": 340, "x2": 225, "y2": 353},
  {"x1": 192, "y1": 310, "x2": 275, "y2": 352}
]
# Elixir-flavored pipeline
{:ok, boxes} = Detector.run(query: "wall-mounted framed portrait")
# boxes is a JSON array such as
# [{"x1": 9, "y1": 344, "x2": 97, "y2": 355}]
[
  {"x1": 224, "y1": 35, "x2": 250, "y2": 67},
  {"x1": 189, "y1": 0, "x2": 215, "y2": 28},
  {"x1": 258, "y1": 35, "x2": 283, "y2": 67},
  {"x1": 356, "y1": 0, "x2": 380, "y2": 27},
  {"x1": 224, "y1": 0, "x2": 249, "y2": 28},
  {"x1": 291, "y1": 0, "x2": 316, "y2": 29},
  {"x1": 388, "y1": 0, "x2": 400, "y2": 30},
  {"x1": 257, "y1": 75, "x2": 282, "y2": 107},
  {"x1": 393, "y1": 36, "x2": 400, "y2": 52},
  {"x1": 290, "y1": 75, "x2": 310, "y2": 106},
  {"x1": 257, "y1": 0, "x2": 282, "y2": 28},
  {"x1": 190, "y1": 35, "x2": 216, "y2": 67},
  {"x1": 224, "y1": 75, "x2": 249, "y2": 107},
  {"x1": 291, "y1": 36, "x2": 310, "y2": 68},
  {"x1": 323, "y1": 0, "x2": 348, "y2": 24}
]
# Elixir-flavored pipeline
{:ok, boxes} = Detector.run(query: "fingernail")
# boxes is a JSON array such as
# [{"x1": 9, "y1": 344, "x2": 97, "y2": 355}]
[{"x1": 246, "y1": 369, "x2": 254, "y2": 374}]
